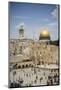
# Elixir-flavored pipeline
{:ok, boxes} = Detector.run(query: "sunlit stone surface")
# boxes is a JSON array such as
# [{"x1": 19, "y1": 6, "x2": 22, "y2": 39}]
[
  {"x1": 9, "y1": 29, "x2": 59, "y2": 87},
  {"x1": 9, "y1": 42, "x2": 59, "y2": 87}
]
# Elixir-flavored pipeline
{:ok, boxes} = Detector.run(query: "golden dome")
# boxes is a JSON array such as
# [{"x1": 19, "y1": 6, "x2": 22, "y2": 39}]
[{"x1": 39, "y1": 30, "x2": 50, "y2": 40}]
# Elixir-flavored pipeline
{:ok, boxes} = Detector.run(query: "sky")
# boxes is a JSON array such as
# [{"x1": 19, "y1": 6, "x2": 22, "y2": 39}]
[{"x1": 9, "y1": 2, "x2": 59, "y2": 40}]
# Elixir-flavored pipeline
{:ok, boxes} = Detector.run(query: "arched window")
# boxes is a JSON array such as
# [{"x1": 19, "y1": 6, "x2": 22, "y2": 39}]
[
  {"x1": 22, "y1": 65, "x2": 25, "y2": 68},
  {"x1": 18, "y1": 65, "x2": 21, "y2": 69},
  {"x1": 26, "y1": 64, "x2": 28, "y2": 68},
  {"x1": 42, "y1": 61, "x2": 44, "y2": 65}
]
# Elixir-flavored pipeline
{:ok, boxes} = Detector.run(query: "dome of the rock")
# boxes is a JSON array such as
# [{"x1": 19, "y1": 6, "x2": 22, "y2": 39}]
[{"x1": 39, "y1": 30, "x2": 50, "y2": 40}]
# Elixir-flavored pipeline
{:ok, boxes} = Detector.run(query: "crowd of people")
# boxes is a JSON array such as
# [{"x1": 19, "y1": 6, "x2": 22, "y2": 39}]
[{"x1": 9, "y1": 66, "x2": 59, "y2": 88}]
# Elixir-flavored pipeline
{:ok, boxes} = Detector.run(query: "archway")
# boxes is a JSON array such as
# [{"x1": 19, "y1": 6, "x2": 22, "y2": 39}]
[
  {"x1": 22, "y1": 65, "x2": 25, "y2": 68},
  {"x1": 26, "y1": 64, "x2": 28, "y2": 68},
  {"x1": 18, "y1": 65, "x2": 21, "y2": 69}
]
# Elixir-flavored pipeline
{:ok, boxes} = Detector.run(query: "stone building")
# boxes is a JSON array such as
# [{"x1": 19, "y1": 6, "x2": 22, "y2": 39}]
[{"x1": 9, "y1": 28, "x2": 58, "y2": 69}]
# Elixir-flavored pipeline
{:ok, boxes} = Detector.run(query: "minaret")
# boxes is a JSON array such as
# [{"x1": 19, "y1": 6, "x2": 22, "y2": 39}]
[
  {"x1": 19, "y1": 25, "x2": 24, "y2": 39},
  {"x1": 18, "y1": 25, "x2": 24, "y2": 54}
]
